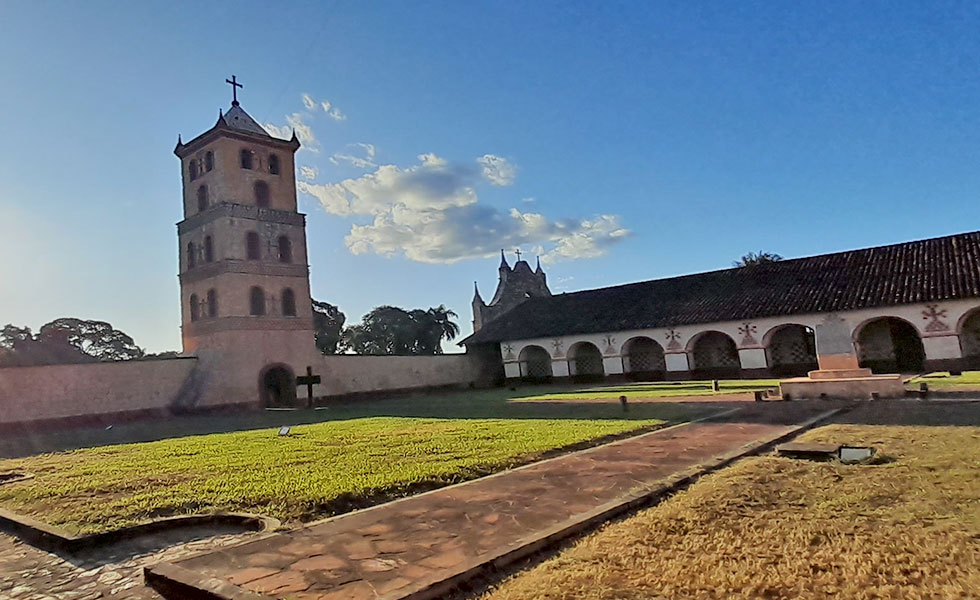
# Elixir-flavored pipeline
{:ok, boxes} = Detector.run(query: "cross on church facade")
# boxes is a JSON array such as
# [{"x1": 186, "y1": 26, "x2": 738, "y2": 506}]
[
  {"x1": 226, "y1": 75, "x2": 243, "y2": 106},
  {"x1": 514, "y1": 248, "x2": 522, "y2": 261},
  {"x1": 296, "y1": 366, "x2": 321, "y2": 409}
]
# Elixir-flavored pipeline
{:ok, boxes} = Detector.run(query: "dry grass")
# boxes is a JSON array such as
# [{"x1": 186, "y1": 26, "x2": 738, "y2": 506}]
[{"x1": 482, "y1": 424, "x2": 980, "y2": 600}]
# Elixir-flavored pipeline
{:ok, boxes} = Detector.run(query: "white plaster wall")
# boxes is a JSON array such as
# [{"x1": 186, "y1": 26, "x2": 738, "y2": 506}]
[
  {"x1": 498, "y1": 298, "x2": 980, "y2": 377},
  {"x1": 0, "y1": 359, "x2": 198, "y2": 424},
  {"x1": 312, "y1": 354, "x2": 483, "y2": 397}
]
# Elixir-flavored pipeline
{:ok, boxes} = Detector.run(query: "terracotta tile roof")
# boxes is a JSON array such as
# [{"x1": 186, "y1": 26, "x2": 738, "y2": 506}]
[{"x1": 461, "y1": 230, "x2": 980, "y2": 345}]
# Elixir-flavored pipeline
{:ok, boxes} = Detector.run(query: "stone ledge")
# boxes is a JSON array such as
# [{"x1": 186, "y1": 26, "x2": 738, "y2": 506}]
[{"x1": 0, "y1": 508, "x2": 279, "y2": 554}]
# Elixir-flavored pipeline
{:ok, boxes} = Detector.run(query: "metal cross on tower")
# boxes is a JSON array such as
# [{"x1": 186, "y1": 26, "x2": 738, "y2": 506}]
[
  {"x1": 226, "y1": 75, "x2": 243, "y2": 106},
  {"x1": 514, "y1": 248, "x2": 522, "y2": 261}
]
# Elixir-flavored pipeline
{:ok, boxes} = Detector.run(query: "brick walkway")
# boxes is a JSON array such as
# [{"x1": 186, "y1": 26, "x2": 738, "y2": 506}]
[{"x1": 158, "y1": 403, "x2": 838, "y2": 600}]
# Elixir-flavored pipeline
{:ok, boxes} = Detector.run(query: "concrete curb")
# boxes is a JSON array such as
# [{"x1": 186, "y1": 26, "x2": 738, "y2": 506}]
[
  {"x1": 144, "y1": 407, "x2": 842, "y2": 600},
  {"x1": 0, "y1": 509, "x2": 279, "y2": 554}
]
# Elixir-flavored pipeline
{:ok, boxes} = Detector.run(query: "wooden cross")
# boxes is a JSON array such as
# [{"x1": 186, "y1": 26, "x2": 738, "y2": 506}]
[
  {"x1": 226, "y1": 75, "x2": 243, "y2": 106},
  {"x1": 295, "y1": 366, "x2": 321, "y2": 409}
]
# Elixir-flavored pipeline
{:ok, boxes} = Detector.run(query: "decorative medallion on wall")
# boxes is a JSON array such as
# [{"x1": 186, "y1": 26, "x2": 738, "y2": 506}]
[
  {"x1": 603, "y1": 334, "x2": 617, "y2": 355},
  {"x1": 551, "y1": 338, "x2": 565, "y2": 358},
  {"x1": 502, "y1": 344, "x2": 515, "y2": 360},
  {"x1": 665, "y1": 329, "x2": 681, "y2": 351},
  {"x1": 922, "y1": 304, "x2": 950, "y2": 332},
  {"x1": 738, "y1": 322, "x2": 758, "y2": 346}
]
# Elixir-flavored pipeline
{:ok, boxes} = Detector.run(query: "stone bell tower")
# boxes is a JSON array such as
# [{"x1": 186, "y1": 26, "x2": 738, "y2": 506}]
[{"x1": 174, "y1": 78, "x2": 316, "y2": 406}]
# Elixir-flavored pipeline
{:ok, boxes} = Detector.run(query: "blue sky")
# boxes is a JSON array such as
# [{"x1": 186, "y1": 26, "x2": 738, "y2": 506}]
[{"x1": 2, "y1": 1, "x2": 980, "y2": 353}]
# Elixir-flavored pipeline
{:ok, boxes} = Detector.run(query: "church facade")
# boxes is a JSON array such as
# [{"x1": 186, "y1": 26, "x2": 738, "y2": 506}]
[{"x1": 462, "y1": 232, "x2": 980, "y2": 382}]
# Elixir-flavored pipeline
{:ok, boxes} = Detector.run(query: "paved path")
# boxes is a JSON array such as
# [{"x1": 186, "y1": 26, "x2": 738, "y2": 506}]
[{"x1": 158, "y1": 403, "x2": 838, "y2": 600}]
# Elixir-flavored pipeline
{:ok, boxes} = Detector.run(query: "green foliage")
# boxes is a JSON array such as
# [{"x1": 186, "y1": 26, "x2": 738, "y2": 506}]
[
  {"x1": 341, "y1": 304, "x2": 460, "y2": 355},
  {"x1": 733, "y1": 251, "x2": 783, "y2": 267},
  {"x1": 312, "y1": 299, "x2": 346, "y2": 355},
  {"x1": 0, "y1": 319, "x2": 143, "y2": 366}
]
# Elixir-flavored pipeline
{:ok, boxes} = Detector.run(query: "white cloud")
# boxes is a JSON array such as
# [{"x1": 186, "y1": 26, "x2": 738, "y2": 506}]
[
  {"x1": 330, "y1": 143, "x2": 377, "y2": 169},
  {"x1": 299, "y1": 166, "x2": 319, "y2": 180},
  {"x1": 301, "y1": 93, "x2": 317, "y2": 110},
  {"x1": 298, "y1": 154, "x2": 630, "y2": 264},
  {"x1": 477, "y1": 154, "x2": 516, "y2": 186},
  {"x1": 521, "y1": 197, "x2": 536, "y2": 203},
  {"x1": 327, "y1": 107, "x2": 346, "y2": 121},
  {"x1": 264, "y1": 112, "x2": 319, "y2": 152}
]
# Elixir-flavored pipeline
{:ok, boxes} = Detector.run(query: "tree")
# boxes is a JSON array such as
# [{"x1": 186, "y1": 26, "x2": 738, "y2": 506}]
[
  {"x1": 0, "y1": 318, "x2": 144, "y2": 366},
  {"x1": 312, "y1": 300, "x2": 346, "y2": 355},
  {"x1": 340, "y1": 305, "x2": 460, "y2": 355},
  {"x1": 733, "y1": 251, "x2": 783, "y2": 267}
]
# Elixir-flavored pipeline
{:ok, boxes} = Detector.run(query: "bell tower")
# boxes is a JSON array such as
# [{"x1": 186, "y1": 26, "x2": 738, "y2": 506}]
[{"x1": 174, "y1": 79, "x2": 316, "y2": 405}]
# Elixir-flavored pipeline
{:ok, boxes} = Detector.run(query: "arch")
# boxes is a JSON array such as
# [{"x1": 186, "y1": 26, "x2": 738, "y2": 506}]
[
  {"x1": 204, "y1": 150, "x2": 214, "y2": 172},
  {"x1": 959, "y1": 307, "x2": 980, "y2": 369},
  {"x1": 854, "y1": 316, "x2": 925, "y2": 373},
  {"x1": 568, "y1": 341, "x2": 604, "y2": 382},
  {"x1": 206, "y1": 288, "x2": 217, "y2": 318},
  {"x1": 246, "y1": 231, "x2": 261, "y2": 260},
  {"x1": 269, "y1": 154, "x2": 280, "y2": 175},
  {"x1": 277, "y1": 235, "x2": 292, "y2": 263},
  {"x1": 189, "y1": 160, "x2": 198, "y2": 181},
  {"x1": 240, "y1": 148, "x2": 254, "y2": 170},
  {"x1": 281, "y1": 288, "x2": 297, "y2": 317},
  {"x1": 203, "y1": 235, "x2": 214, "y2": 263},
  {"x1": 254, "y1": 180, "x2": 270, "y2": 208},
  {"x1": 518, "y1": 345, "x2": 553, "y2": 380},
  {"x1": 259, "y1": 364, "x2": 296, "y2": 408},
  {"x1": 249, "y1": 286, "x2": 265, "y2": 316},
  {"x1": 689, "y1": 331, "x2": 740, "y2": 378},
  {"x1": 764, "y1": 324, "x2": 817, "y2": 377},
  {"x1": 186, "y1": 241, "x2": 196, "y2": 269},
  {"x1": 197, "y1": 184, "x2": 208, "y2": 211},
  {"x1": 189, "y1": 294, "x2": 200, "y2": 322},
  {"x1": 621, "y1": 336, "x2": 666, "y2": 381}
]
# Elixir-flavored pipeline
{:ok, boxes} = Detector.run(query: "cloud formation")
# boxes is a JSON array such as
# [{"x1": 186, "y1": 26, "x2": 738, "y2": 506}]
[
  {"x1": 299, "y1": 166, "x2": 319, "y2": 180},
  {"x1": 298, "y1": 153, "x2": 630, "y2": 264},
  {"x1": 264, "y1": 93, "x2": 347, "y2": 152},
  {"x1": 330, "y1": 143, "x2": 377, "y2": 169}
]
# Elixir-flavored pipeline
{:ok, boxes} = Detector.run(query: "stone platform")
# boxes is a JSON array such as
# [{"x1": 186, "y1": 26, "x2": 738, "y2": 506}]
[{"x1": 780, "y1": 373, "x2": 904, "y2": 400}]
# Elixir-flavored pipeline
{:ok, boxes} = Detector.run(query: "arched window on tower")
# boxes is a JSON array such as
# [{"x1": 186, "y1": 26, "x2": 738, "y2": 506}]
[
  {"x1": 249, "y1": 287, "x2": 265, "y2": 316},
  {"x1": 197, "y1": 185, "x2": 208, "y2": 212},
  {"x1": 189, "y1": 160, "x2": 199, "y2": 181},
  {"x1": 277, "y1": 235, "x2": 292, "y2": 263},
  {"x1": 204, "y1": 235, "x2": 214, "y2": 263},
  {"x1": 204, "y1": 151, "x2": 214, "y2": 172},
  {"x1": 281, "y1": 288, "x2": 297, "y2": 317},
  {"x1": 186, "y1": 241, "x2": 196, "y2": 269},
  {"x1": 269, "y1": 154, "x2": 280, "y2": 175},
  {"x1": 246, "y1": 231, "x2": 261, "y2": 260},
  {"x1": 206, "y1": 289, "x2": 217, "y2": 318},
  {"x1": 189, "y1": 294, "x2": 200, "y2": 321},
  {"x1": 254, "y1": 181, "x2": 270, "y2": 208},
  {"x1": 240, "y1": 148, "x2": 254, "y2": 170}
]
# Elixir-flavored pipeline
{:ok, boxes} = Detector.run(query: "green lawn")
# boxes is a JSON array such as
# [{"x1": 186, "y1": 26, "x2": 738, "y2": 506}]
[
  {"x1": 908, "y1": 371, "x2": 980, "y2": 389},
  {"x1": 0, "y1": 385, "x2": 723, "y2": 534},
  {"x1": 517, "y1": 379, "x2": 781, "y2": 401}
]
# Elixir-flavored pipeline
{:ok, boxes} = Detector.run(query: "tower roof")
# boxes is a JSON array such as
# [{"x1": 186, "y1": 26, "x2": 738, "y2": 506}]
[{"x1": 222, "y1": 104, "x2": 272, "y2": 137}]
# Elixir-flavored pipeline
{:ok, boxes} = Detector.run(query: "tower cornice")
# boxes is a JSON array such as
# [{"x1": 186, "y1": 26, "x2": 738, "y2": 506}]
[{"x1": 175, "y1": 124, "x2": 300, "y2": 158}]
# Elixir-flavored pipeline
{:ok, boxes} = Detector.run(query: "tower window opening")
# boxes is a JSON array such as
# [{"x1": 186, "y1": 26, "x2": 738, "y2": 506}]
[
  {"x1": 189, "y1": 160, "x2": 199, "y2": 181},
  {"x1": 186, "y1": 241, "x2": 196, "y2": 269},
  {"x1": 204, "y1": 235, "x2": 214, "y2": 263},
  {"x1": 206, "y1": 289, "x2": 217, "y2": 318},
  {"x1": 277, "y1": 235, "x2": 292, "y2": 263},
  {"x1": 249, "y1": 287, "x2": 266, "y2": 316},
  {"x1": 240, "y1": 148, "x2": 254, "y2": 170},
  {"x1": 189, "y1": 294, "x2": 200, "y2": 321},
  {"x1": 204, "y1": 151, "x2": 214, "y2": 172},
  {"x1": 246, "y1": 231, "x2": 261, "y2": 260},
  {"x1": 281, "y1": 288, "x2": 297, "y2": 317},
  {"x1": 197, "y1": 185, "x2": 208, "y2": 212},
  {"x1": 254, "y1": 180, "x2": 270, "y2": 208},
  {"x1": 269, "y1": 154, "x2": 280, "y2": 175}
]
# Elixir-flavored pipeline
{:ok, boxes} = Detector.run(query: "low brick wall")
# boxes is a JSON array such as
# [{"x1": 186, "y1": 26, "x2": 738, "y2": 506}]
[
  {"x1": 0, "y1": 358, "x2": 199, "y2": 426},
  {"x1": 313, "y1": 354, "x2": 484, "y2": 398}
]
